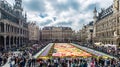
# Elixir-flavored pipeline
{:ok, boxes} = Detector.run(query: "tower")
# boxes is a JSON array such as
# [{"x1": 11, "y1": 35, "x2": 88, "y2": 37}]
[
  {"x1": 25, "y1": 12, "x2": 27, "y2": 22},
  {"x1": 93, "y1": 7, "x2": 97, "y2": 22},
  {"x1": 14, "y1": 0, "x2": 23, "y2": 17},
  {"x1": 93, "y1": 7, "x2": 97, "y2": 39}
]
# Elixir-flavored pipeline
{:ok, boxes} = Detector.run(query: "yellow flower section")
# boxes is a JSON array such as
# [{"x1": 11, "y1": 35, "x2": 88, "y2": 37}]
[{"x1": 52, "y1": 43, "x2": 92, "y2": 57}]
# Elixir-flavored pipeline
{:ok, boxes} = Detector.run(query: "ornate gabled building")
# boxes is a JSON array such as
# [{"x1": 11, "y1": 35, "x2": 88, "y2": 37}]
[
  {"x1": 0, "y1": 0, "x2": 29, "y2": 51},
  {"x1": 80, "y1": 21, "x2": 93, "y2": 43},
  {"x1": 41, "y1": 26, "x2": 73, "y2": 42},
  {"x1": 28, "y1": 22, "x2": 40, "y2": 44},
  {"x1": 93, "y1": 0, "x2": 120, "y2": 46}
]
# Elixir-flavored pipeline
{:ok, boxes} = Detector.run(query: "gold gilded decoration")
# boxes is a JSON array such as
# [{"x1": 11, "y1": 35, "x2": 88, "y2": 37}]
[{"x1": 114, "y1": 0, "x2": 119, "y2": 10}]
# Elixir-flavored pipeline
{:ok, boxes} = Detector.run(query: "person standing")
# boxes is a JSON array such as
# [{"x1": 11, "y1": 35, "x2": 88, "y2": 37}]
[
  {"x1": 0, "y1": 57, "x2": 2, "y2": 66},
  {"x1": 28, "y1": 59, "x2": 32, "y2": 67},
  {"x1": 39, "y1": 60, "x2": 43, "y2": 67},
  {"x1": 117, "y1": 58, "x2": 120, "y2": 67},
  {"x1": 90, "y1": 60, "x2": 95, "y2": 67},
  {"x1": 9, "y1": 59, "x2": 13, "y2": 67},
  {"x1": 31, "y1": 58, "x2": 36, "y2": 67}
]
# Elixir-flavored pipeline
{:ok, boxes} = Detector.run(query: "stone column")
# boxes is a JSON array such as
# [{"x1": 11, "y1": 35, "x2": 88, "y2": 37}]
[
  {"x1": 4, "y1": 36, "x2": 6, "y2": 50},
  {"x1": 4, "y1": 22, "x2": 7, "y2": 50},
  {"x1": 4, "y1": 23, "x2": 6, "y2": 32},
  {"x1": 6, "y1": 24, "x2": 7, "y2": 32},
  {"x1": 8, "y1": 25, "x2": 10, "y2": 32},
  {"x1": 0, "y1": 10, "x2": 1, "y2": 19}
]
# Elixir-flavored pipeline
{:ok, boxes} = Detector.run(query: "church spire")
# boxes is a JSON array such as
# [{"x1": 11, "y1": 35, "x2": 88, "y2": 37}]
[
  {"x1": 93, "y1": 7, "x2": 97, "y2": 20},
  {"x1": 25, "y1": 12, "x2": 27, "y2": 21},
  {"x1": 93, "y1": 7, "x2": 97, "y2": 13}
]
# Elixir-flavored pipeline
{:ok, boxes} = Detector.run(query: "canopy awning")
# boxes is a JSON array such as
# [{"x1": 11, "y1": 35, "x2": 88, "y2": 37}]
[{"x1": 94, "y1": 42, "x2": 104, "y2": 46}]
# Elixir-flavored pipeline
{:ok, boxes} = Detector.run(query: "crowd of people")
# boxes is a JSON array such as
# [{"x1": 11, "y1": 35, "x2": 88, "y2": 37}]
[
  {"x1": 0, "y1": 51, "x2": 37, "y2": 67},
  {"x1": 91, "y1": 45, "x2": 119, "y2": 57},
  {"x1": 0, "y1": 52, "x2": 8, "y2": 66},
  {"x1": 37, "y1": 57, "x2": 120, "y2": 67},
  {"x1": 1, "y1": 53, "x2": 120, "y2": 67},
  {"x1": 0, "y1": 41, "x2": 120, "y2": 67},
  {"x1": 75, "y1": 42, "x2": 120, "y2": 58},
  {"x1": 27, "y1": 41, "x2": 50, "y2": 56},
  {"x1": 0, "y1": 41, "x2": 51, "y2": 67}
]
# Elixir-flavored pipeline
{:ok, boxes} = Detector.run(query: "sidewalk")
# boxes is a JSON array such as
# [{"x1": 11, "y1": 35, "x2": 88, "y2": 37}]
[
  {"x1": 33, "y1": 43, "x2": 54, "y2": 58},
  {"x1": 71, "y1": 43, "x2": 117, "y2": 59}
]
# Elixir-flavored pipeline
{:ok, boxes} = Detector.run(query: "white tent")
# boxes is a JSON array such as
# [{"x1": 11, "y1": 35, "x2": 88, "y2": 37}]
[
  {"x1": 94, "y1": 42, "x2": 104, "y2": 46},
  {"x1": 104, "y1": 44, "x2": 117, "y2": 50}
]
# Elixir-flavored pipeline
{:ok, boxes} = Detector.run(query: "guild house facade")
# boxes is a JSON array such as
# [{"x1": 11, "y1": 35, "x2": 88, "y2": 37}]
[
  {"x1": 28, "y1": 22, "x2": 40, "y2": 44},
  {"x1": 93, "y1": 0, "x2": 120, "y2": 46},
  {"x1": 41, "y1": 26, "x2": 73, "y2": 42}
]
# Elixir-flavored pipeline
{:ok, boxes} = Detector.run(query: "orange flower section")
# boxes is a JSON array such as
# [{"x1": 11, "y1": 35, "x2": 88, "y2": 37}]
[{"x1": 52, "y1": 43, "x2": 92, "y2": 57}]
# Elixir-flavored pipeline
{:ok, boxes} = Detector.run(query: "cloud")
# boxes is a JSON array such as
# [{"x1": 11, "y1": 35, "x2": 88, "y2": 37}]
[
  {"x1": 39, "y1": 13, "x2": 48, "y2": 18},
  {"x1": 23, "y1": 0, "x2": 46, "y2": 12},
  {"x1": 48, "y1": 0, "x2": 80, "y2": 13},
  {"x1": 85, "y1": 3, "x2": 100, "y2": 12},
  {"x1": 39, "y1": 19, "x2": 52, "y2": 26},
  {"x1": 55, "y1": 21, "x2": 73, "y2": 26},
  {"x1": 6, "y1": 0, "x2": 113, "y2": 31}
]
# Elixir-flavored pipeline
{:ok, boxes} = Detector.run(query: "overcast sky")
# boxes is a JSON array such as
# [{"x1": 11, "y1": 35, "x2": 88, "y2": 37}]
[{"x1": 7, "y1": 0, "x2": 113, "y2": 31}]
